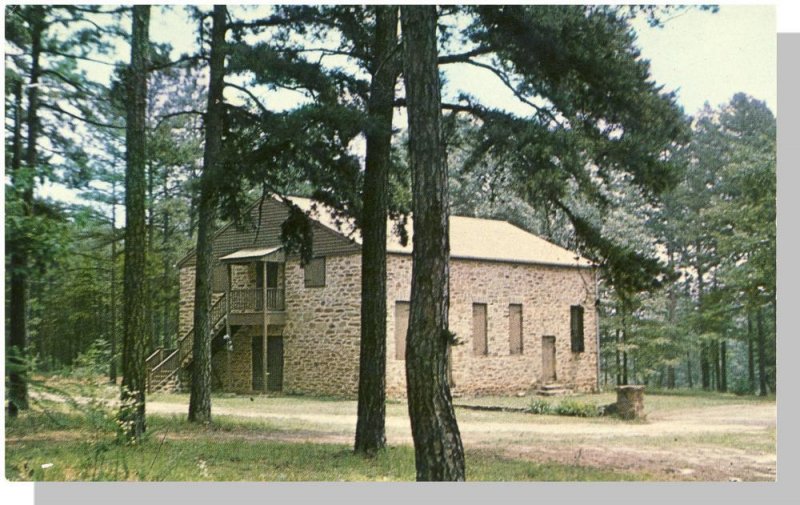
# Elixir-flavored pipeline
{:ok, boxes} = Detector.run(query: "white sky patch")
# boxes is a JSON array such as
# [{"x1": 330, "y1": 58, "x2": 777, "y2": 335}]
[{"x1": 632, "y1": 5, "x2": 776, "y2": 115}]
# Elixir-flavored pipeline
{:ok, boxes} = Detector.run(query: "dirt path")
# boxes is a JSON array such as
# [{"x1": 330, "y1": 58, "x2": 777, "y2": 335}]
[{"x1": 146, "y1": 399, "x2": 776, "y2": 481}]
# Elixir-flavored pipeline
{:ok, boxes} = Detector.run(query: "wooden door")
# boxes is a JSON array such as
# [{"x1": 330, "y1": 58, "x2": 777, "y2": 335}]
[
  {"x1": 252, "y1": 335, "x2": 264, "y2": 391},
  {"x1": 267, "y1": 335, "x2": 284, "y2": 392},
  {"x1": 541, "y1": 336, "x2": 557, "y2": 383}
]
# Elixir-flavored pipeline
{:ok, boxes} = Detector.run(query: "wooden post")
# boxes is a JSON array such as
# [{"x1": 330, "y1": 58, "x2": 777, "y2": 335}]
[
  {"x1": 225, "y1": 264, "x2": 231, "y2": 337},
  {"x1": 262, "y1": 260, "x2": 268, "y2": 392}
]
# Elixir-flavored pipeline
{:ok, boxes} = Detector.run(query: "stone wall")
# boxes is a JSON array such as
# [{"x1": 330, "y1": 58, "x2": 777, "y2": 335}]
[
  {"x1": 178, "y1": 266, "x2": 224, "y2": 339},
  {"x1": 385, "y1": 254, "x2": 598, "y2": 397},
  {"x1": 210, "y1": 326, "x2": 255, "y2": 393},
  {"x1": 180, "y1": 252, "x2": 598, "y2": 398},
  {"x1": 282, "y1": 254, "x2": 362, "y2": 397}
]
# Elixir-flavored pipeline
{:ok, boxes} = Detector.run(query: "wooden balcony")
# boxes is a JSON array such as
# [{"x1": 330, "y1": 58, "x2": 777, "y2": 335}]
[{"x1": 227, "y1": 287, "x2": 285, "y2": 326}]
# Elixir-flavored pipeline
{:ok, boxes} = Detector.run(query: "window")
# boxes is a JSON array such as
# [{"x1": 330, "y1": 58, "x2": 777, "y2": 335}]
[
  {"x1": 303, "y1": 257, "x2": 326, "y2": 287},
  {"x1": 472, "y1": 303, "x2": 488, "y2": 356},
  {"x1": 255, "y1": 262, "x2": 264, "y2": 288},
  {"x1": 395, "y1": 301, "x2": 410, "y2": 360},
  {"x1": 570, "y1": 305, "x2": 585, "y2": 352},
  {"x1": 509, "y1": 304, "x2": 523, "y2": 355},
  {"x1": 211, "y1": 265, "x2": 228, "y2": 293}
]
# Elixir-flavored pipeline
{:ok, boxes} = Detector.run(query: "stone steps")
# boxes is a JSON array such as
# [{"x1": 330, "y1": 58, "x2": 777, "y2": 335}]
[{"x1": 535, "y1": 383, "x2": 574, "y2": 396}]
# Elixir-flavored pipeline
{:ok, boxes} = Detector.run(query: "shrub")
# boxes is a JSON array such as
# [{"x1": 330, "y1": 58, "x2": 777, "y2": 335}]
[
  {"x1": 553, "y1": 399, "x2": 600, "y2": 418},
  {"x1": 72, "y1": 339, "x2": 111, "y2": 379},
  {"x1": 528, "y1": 399, "x2": 552, "y2": 415}
]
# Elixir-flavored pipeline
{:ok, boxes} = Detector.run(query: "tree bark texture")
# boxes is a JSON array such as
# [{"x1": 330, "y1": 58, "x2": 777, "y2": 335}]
[
  {"x1": 120, "y1": 4, "x2": 150, "y2": 440},
  {"x1": 8, "y1": 11, "x2": 41, "y2": 415},
  {"x1": 401, "y1": 5, "x2": 466, "y2": 481},
  {"x1": 355, "y1": 4, "x2": 399, "y2": 455},
  {"x1": 189, "y1": 5, "x2": 227, "y2": 423}
]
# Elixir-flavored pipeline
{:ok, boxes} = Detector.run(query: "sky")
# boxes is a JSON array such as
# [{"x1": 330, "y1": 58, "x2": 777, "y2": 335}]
[{"x1": 9, "y1": 4, "x2": 783, "y2": 205}]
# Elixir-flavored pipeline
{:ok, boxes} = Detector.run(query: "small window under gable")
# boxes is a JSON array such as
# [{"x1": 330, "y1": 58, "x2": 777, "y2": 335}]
[
  {"x1": 303, "y1": 257, "x2": 326, "y2": 288},
  {"x1": 570, "y1": 305, "x2": 585, "y2": 353}
]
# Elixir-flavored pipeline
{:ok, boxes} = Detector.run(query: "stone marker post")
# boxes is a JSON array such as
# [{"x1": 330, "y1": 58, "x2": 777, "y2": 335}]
[{"x1": 616, "y1": 385, "x2": 645, "y2": 420}]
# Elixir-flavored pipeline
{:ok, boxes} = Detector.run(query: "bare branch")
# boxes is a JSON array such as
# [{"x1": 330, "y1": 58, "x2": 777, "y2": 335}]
[{"x1": 223, "y1": 81, "x2": 270, "y2": 116}]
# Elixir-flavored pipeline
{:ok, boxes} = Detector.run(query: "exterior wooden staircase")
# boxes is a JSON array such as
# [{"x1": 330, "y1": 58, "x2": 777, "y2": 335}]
[{"x1": 146, "y1": 294, "x2": 228, "y2": 393}]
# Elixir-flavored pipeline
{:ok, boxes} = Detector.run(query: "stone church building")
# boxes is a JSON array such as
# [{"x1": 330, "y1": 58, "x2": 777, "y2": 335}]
[{"x1": 148, "y1": 195, "x2": 599, "y2": 398}]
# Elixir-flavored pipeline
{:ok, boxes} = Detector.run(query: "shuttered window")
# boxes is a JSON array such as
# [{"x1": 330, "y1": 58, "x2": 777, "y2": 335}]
[
  {"x1": 509, "y1": 304, "x2": 523, "y2": 355},
  {"x1": 303, "y1": 257, "x2": 326, "y2": 287},
  {"x1": 395, "y1": 301, "x2": 410, "y2": 360},
  {"x1": 570, "y1": 305, "x2": 585, "y2": 353},
  {"x1": 473, "y1": 303, "x2": 488, "y2": 356},
  {"x1": 211, "y1": 265, "x2": 228, "y2": 293}
]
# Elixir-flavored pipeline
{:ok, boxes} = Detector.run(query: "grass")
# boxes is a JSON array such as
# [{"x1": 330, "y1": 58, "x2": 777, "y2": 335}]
[
  {"x1": 7, "y1": 377, "x2": 775, "y2": 481},
  {"x1": 6, "y1": 411, "x2": 643, "y2": 482},
  {"x1": 455, "y1": 387, "x2": 775, "y2": 415}
]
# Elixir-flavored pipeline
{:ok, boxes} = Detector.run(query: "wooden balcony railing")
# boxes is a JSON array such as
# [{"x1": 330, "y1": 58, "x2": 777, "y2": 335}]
[{"x1": 230, "y1": 288, "x2": 284, "y2": 312}]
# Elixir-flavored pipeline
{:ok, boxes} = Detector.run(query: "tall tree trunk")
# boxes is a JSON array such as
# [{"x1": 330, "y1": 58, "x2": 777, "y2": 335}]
[
  {"x1": 162, "y1": 169, "x2": 171, "y2": 348},
  {"x1": 615, "y1": 328, "x2": 621, "y2": 385},
  {"x1": 757, "y1": 306, "x2": 767, "y2": 396},
  {"x1": 189, "y1": 4, "x2": 226, "y2": 424},
  {"x1": 700, "y1": 343, "x2": 709, "y2": 390},
  {"x1": 110, "y1": 178, "x2": 118, "y2": 383},
  {"x1": 120, "y1": 4, "x2": 151, "y2": 441},
  {"x1": 747, "y1": 311, "x2": 755, "y2": 394},
  {"x1": 719, "y1": 340, "x2": 727, "y2": 392},
  {"x1": 147, "y1": 160, "x2": 156, "y2": 352},
  {"x1": 401, "y1": 5, "x2": 465, "y2": 481},
  {"x1": 711, "y1": 338, "x2": 720, "y2": 391},
  {"x1": 686, "y1": 351, "x2": 693, "y2": 389},
  {"x1": 8, "y1": 27, "x2": 39, "y2": 415},
  {"x1": 355, "y1": 4, "x2": 399, "y2": 455}
]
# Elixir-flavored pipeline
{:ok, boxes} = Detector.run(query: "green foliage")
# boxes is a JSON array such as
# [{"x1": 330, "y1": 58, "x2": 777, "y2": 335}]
[
  {"x1": 528, "y1": 399, "x2": 552, "y2": 415},
  {"x1": 553, "y1": 399, "x2": 600, "y2": 417},
  {"x1": 71, "y1": 340, "x2": 112, "y2": 379}
]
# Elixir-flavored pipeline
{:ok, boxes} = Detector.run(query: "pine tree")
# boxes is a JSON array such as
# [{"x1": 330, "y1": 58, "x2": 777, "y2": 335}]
[
  {"x1": 401, "y1": 5, "x2": 465, "y2": 481},
  {"x1": 119, "y1": 4, "x2": 150, "y2": 441},
  {"x1": 189, "y1": 4, "x2": 227, "y2": 424}
]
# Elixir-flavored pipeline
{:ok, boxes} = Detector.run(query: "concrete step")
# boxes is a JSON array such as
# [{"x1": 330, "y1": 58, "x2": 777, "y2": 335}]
[{"x1": 535, "y1": 384, "x2": 574, "y2": 396}]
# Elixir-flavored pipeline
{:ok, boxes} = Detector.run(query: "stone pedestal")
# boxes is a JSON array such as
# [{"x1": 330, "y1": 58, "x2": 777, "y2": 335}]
[{"x1": 616, "y1": 385, "x2": 645, "y2": 420}]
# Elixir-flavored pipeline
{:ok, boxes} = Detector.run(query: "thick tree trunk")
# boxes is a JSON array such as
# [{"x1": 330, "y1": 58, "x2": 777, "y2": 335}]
[
  {"x1": 189, "y1": 5, "x2": 226, "y2": 424},
  {"x1": 354, "y1": 5, "x2": 399, "y2": 455},
  {"x1": 8, "y1": 36, "x2": 37, "y2": 415},
  {"x1": 686, "y1": 351, "x2": 693, "y2": 389},
  {"x1": 401, "y1": 5, "x2": 465, "y2": 481},
  {"x1": 120, "y1": 4, "x2": 151, "y2": 441},
  {"x1": 757, "y1": 306, "x2": 767, "y2": 396}
]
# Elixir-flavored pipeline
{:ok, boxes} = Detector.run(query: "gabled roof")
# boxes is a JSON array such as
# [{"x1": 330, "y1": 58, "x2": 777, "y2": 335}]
[{"x1": 286, "y1": 196, "x2": 594, "y2": 269}]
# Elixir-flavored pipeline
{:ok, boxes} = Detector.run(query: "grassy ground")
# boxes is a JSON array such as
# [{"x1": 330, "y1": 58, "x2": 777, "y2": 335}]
[
  {"x1": 6, "y1": 377, "x2": 775, "y2": 481},
  {"x1": 454, "y1": 387, "x2": 775, "y2": 415},
  {"x1": 6, "y1": 411, "x2": 641, "y2": 481}
]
